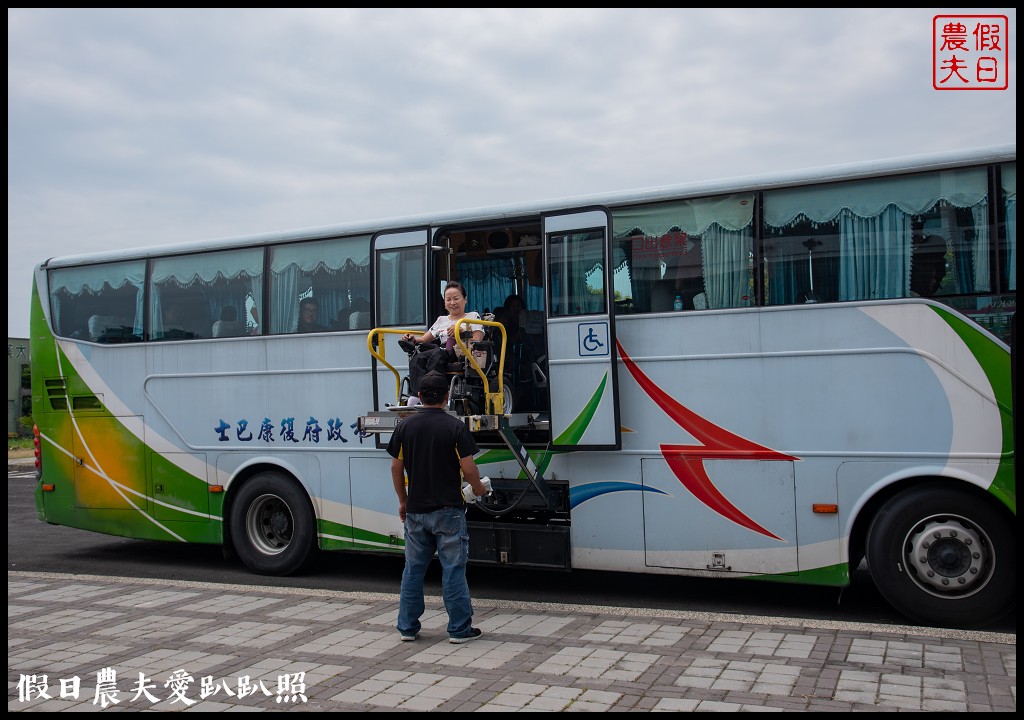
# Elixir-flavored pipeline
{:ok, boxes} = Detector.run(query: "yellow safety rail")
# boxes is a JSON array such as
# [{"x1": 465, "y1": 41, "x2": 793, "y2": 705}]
[
  {"x1": 454, "y1": 317, "x2": 507, "y2": 416},
  {"x1": 366, "y1": 318, "x2": 507, "y2": 414},
  {"x1": 365, "y1": 327, "x2": 415, "y2": 404}
]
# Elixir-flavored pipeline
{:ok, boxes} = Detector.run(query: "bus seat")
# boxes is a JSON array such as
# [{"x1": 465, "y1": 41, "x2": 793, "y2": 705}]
[
  {"x1": 88, "y1": 314, "x2": 121, "y2": 342},
  {"x1": 532, "y1": 355, "x2": 548, "y2": 389},
  {"x1": 212, "y1": 306, "x2": 245, "y2": 337},
  {"x1": 693, "y1": 292, "x2": 708, "y2": 310},
  {"x1": 349, "y1": 311, "x2": 370, "y2": 330},
  {"x1": 522, "y1": 310, "x2": 545, "y2": 335},
  {"x1": 212, "y1": 319, "x2": 245, "y2": 337},
  {"x1": 651, "y1": 280, "x2": 677, "y2": 312}
]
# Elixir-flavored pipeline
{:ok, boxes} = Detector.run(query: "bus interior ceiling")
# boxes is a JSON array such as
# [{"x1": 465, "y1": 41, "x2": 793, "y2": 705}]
[{"x1": 443, "y1": 222, "x2": 543, "y2": 316}]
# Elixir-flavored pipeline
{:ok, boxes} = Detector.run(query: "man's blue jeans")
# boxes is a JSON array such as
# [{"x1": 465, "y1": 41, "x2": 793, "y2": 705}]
[{"x1": 397, "y1": 506, "x2": 474, "y2": 639}]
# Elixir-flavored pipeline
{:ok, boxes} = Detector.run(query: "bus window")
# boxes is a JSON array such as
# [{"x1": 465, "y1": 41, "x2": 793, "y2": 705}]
[
  {"x1": 762, "y1": 166, "x2": 990, "y2": 304},
  {"x1": 269, "y1": 235, "x2": 371, "y2": 334},
  {"x1": 376, "y1": 246, "x2": 425, "y2": 328},
  {"x1": 611, "y1": 194, "x2": 755, "y2": 313},
  {"x1": 49, "y1": 260, "x2": 145, "y2": 342},
  {"x1": 998, "y1": 162, "x2": 1015, "y2": 293},
  {"x1": 548, "y1": 229, "x2": 605, "y2": 317},
  {"x1": 150, "y1": 248, "x2": 263, "y2": 341}
]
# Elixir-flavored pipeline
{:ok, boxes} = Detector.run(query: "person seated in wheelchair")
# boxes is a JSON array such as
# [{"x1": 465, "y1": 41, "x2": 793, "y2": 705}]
[{"x1": 401, "y1": 281, "x2": 484, "y2": 398}]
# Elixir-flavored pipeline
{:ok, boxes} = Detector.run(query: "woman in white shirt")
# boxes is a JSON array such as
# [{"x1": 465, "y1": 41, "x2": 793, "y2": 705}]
[{"x1": 402, "y1": 281, "x2": 484, "y2": 397}]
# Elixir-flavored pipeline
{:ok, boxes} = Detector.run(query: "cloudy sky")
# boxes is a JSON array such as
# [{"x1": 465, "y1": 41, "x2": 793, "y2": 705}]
[{"x1": 7, "y1": 8, "x2": 1016, "y2": 338}]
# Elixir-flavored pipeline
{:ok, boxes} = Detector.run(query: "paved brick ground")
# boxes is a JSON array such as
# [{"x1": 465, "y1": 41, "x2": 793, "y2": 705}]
[{"x1": 7, "y1": 570, "x2": 1015, "y2": 712}]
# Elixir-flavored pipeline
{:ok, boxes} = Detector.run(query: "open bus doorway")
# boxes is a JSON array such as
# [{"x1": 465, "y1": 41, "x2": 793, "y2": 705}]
[{"x1": 440, "y1": 221, "x2": 551, "y2": 439}]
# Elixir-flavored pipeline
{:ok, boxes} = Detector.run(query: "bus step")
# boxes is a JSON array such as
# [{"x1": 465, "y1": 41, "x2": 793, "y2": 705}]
[
  {"x1": 356, "y1": 411, "x2": 549, "y2": 437},
  {"x1": 468, "y1": 521, "x2": 570, "y2": 570}
]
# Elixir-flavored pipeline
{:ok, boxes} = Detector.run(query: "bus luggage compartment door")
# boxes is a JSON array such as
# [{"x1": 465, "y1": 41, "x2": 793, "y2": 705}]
[{"x1": 467, "y1": 521, "x2": 570, "y2": 570}]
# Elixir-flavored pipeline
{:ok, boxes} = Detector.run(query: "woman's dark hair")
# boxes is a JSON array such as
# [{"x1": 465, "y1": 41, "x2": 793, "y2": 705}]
[{"x1": 444, "y1": 281, "x2": 468, "y2": 298}]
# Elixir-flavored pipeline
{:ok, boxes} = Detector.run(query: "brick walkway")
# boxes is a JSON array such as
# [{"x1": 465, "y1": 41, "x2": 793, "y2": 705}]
[{"x1": 8, "y1": 571, "x2": 1016, "y2": 712}]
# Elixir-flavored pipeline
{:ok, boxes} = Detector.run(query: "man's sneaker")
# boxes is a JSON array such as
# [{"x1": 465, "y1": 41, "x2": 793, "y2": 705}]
[
  {"x1": 449, "y1": 628, "x2": 482, "y2": 644},
  {"x1": 399, "y1": 632, "x2": 419, "y2": 642}
]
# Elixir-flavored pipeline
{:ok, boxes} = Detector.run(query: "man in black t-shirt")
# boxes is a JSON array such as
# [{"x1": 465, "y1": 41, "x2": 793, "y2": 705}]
[{"x1": 387, "y1": 371, "x2": 488, "y2": 644}]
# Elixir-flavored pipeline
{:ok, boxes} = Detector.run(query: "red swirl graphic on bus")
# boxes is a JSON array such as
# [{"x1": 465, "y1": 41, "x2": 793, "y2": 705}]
[{"x1": 617, "y1": 340, "x2": 796, "y2": 541}]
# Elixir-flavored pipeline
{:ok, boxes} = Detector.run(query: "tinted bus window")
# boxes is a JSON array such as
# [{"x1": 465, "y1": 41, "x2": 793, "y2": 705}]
[
  {"x1": 611, "y1": 194, "x2": 755, "y2": 313},
  {"x1": 151, "y1": 248, "x2": 263, "y2": 341},
  {"x1": 762, "y1": 167, "x2": 990, "y2": 304},
  {"x1": 49, "y1": 260, "x2": 145, "y2": 343},
  {"x1": 269, "y1": 235, "x2": 371, "y2": 334}
]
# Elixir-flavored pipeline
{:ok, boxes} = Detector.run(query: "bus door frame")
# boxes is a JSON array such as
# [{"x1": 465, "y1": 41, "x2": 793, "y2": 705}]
[
  {"x1": 369, "y1": 227, "x2": 432, "y2": 416},
  {"x1": 542, "y1": 207, "x2": 621, "y2": 450}
]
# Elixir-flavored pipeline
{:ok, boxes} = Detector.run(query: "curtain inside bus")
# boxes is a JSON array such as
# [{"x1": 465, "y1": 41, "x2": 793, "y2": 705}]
[
  {"x1": 763, "y1": 167, "x2": 990, "y2": 303},
  {"x1": 49, "y1": 260, "x2": 145, "y2": 341},
  {"x1": 1003, "y1": 163, "x2": 1016, "y2": 291},
  {"x1": 611, "y1": 193, "x2": 755, "y2": 313},
  {"x1": 269, "y1": 236, "x2": 371, "y2": 333},
  {"x1": 150, "y1": 249, "x2": 263, "y2": 340}
]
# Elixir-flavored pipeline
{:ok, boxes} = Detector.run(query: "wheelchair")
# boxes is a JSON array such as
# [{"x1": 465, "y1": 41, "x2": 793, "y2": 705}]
[{"x1": 399, "y1": 330, "x2": 514, "y2": 416}]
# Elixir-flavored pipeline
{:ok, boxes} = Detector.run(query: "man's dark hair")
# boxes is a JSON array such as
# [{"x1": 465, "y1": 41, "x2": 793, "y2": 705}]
[{"x1": 419, "y1": 371, "x2": 448, "y2": 404}]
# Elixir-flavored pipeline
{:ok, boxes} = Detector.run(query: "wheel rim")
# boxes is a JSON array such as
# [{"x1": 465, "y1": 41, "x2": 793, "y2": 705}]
[
  {"x1": 903, "y1": 513, "x2": 993, "y2": 598},
  {"x1": 244, "y1": 493, "x2": 294, "y2": 556},
  {"x1": 448, "y1": 377, "x2": 467, "y2": 413}
]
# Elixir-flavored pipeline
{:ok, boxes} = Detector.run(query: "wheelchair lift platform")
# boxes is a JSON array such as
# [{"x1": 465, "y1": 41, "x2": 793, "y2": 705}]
[{"x1": 359, "y1": 409, "x2": 548, "y2": 433}]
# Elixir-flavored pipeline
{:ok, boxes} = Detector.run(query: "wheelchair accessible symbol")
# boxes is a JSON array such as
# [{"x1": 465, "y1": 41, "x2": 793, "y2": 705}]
[{"x1": 578, "y1": 322, "x2": 609, "y2": 357}]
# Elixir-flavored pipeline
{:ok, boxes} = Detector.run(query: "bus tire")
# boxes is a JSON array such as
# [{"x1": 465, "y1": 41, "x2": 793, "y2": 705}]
[
  {"x1": 866, "y1": 485, "x2": 1014, "y2": 628},
  {"x1": 501, "y1": 375, "x2": 514, "y2": 414},
  {"x1": 229, "y1": 472, "x2": 317, "y2": 576}
]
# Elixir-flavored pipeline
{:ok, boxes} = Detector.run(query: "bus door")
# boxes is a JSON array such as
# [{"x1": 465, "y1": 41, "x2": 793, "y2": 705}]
[
  {"x1": 543, "y1": 209, "x2": 621, "y2": 450},
  {"x1": 370, "y1": 228, "x2": 431, "y2": 413}
]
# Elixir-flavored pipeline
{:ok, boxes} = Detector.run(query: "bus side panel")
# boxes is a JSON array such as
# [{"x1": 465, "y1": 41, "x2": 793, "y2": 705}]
[
  {"x1": 577, "y1": 302, "x2": 1006, "y2": 583},
  {"x1": 152, "y1": 451, "x2": 209, "y2": 522},
  {"x1": 139, "y1": 334, "x2": 375, "y2": 547},
  {"x1": 347, "y1": 457, "x2": 405, "y2": 554},
  {"x1": 35, "y1": 316, "x2": 411, "y2": 551},
  {"x1": 32, "y1": 352, "x2": 221, "y2": 543},
  {"x1": 862, "y1": 304, "x2": 1014, "y2": 507},
  {"x1": 564, "y1": 453, "x2": 647, "y2": 574},
  {"x1": 642, "y1": 457, "x2": 797, "y2": 575}
]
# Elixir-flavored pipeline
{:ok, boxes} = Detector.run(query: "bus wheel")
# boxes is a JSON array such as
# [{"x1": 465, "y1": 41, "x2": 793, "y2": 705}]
[
  {"x1": 500, "y1": 376, "x2": 514, "y2": 415},
  {"x1": 229, "y1": 472, "x2": 316, "y2": 576},
  {"x1": 866, "y1": 486, "x2": 1014, "y2": 628}
]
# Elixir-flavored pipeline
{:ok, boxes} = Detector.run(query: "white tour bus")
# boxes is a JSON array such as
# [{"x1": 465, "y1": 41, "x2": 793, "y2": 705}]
[{"x1": 30, "y1": 144, "x2": 1015, "y2": 628}]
